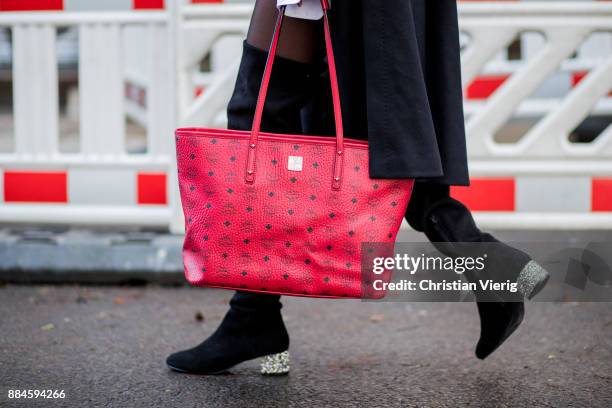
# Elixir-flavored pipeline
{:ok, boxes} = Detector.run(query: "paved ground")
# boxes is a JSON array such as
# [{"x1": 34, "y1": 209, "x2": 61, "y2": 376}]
[{"x1": 1, "y1": 285, "x2": 611, "y2": 408}]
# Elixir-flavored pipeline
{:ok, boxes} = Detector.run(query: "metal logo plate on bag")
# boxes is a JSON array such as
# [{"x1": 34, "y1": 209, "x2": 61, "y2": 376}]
[{"x1": 288, "y1": 156, "x2": 303, "y2": 171}]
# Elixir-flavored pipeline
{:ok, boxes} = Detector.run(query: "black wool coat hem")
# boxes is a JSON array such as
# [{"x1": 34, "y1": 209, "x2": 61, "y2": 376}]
[{"x1": 304, "y1": 0, "x2": 470, "y2": 186}]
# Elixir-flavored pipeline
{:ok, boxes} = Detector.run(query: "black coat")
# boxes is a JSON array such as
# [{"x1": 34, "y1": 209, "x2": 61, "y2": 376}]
[{"x1": 304, "y1": 0, "x2": 469, "y2": 186}]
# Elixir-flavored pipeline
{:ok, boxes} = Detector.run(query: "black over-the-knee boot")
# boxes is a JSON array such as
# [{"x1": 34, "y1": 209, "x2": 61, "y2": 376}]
[
  {"x1": 405, "y1": 182, "x2": 549, "y2": 359},
  {"x1": 167, "y1": 42, "x2": 317, "y2": 375}
]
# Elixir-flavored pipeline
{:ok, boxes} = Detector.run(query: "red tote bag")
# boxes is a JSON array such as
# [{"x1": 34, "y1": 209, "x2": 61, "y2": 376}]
[{"x1": 175, "y1": 0, "x2": 413, "y2": 298}]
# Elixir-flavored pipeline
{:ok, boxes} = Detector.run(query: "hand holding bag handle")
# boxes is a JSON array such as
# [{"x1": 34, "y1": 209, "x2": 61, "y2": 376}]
[{"x1": 245, "y1": 0, "x2": 345, "y2": 190}]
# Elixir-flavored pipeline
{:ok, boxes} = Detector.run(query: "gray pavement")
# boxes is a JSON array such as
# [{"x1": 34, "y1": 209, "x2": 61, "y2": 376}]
[{"x1": 1, "y1": 285, "x2": 612, "y2": 408}]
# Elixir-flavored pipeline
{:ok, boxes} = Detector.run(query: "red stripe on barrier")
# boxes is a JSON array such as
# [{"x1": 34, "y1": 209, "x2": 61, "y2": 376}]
[
  {"x1": 572, "y1": 71, "x2": 612, "y2": 96},
  {"x1": 137, "y1": 173, "x2": 167, "y2": 205},
  {"x1": 0, "y1": 0, "x2": 63, "y2": 11},
  {"x1": 592, "y1": 178, "x2": 612, "y2": 212},
  {"x1": 4, "y1": 171, "x2": 67, "y2": 203},
  {"x1": 194, "y1": 86, "x2": 205, "y2": 98},
  {"x1": 466, "y1": 75, "x2": 509, "y2": 100},
  {"x1": 451, "y1": 178, "x2": 515, "y2": 211},
  {"x1": 572, "y1": 71, "x2": 588, "y2": 87},
  {"x1": 133, "y1": 0, "x2": 164, "y2": 9}
]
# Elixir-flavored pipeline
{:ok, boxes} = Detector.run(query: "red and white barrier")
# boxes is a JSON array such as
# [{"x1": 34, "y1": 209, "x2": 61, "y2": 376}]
[
  {"x1": 452, "y1": 176, "x2": 612, "y2": 212},
  {"x1": 0, "y1": 0, "x2": 165, "y2": 11},
  {"x1": 0, "y1": 0, "x2": 611, "y2": 231},
  {"x1": 3, "y1": 170, "x2": 610, "y2": 212},
  {"x1": 1, "y1": 170, "x2": 166, "y2": 205},
  {"x1": 2, "y1": 169, "x2": 610, "y2": 229}
]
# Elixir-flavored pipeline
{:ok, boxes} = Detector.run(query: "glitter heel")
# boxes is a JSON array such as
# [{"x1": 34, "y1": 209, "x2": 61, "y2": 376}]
[
  {"x1": 260, "y1": 351, "x2": 290, "y2": 376},
  {"x1": 517, "y1": 260, "x2": 550, "y2": 300}
]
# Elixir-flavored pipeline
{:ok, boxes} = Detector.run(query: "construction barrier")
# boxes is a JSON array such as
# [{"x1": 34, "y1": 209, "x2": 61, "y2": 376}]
[{"x1": 0, "y1": 0, "x2": 611, "y2": 231}]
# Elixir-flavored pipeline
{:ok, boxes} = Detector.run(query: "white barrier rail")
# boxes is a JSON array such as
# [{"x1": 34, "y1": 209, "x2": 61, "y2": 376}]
[
  {"x1": 0, "y1": 2, "x2": 611, "y2": 231},
  {"x1": 0, "y1": 9, "x2": 177, "y2": 227},
  {"x1": 458, "y1": 2, "x2": 612, "y2": 229},
  {"x1": 461, "y1": 2, "x2": 612, "y2": 159}
]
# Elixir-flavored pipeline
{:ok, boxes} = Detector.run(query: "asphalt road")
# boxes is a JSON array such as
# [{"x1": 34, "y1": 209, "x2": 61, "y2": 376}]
[{"x1": 1, "y1": 285, "x2": 611, "y2": 408}]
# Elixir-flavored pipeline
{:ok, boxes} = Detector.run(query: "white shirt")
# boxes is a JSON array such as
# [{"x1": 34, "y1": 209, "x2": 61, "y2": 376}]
[{"x1": 277, "y1": 0, "x2": 323, "y2": 20}]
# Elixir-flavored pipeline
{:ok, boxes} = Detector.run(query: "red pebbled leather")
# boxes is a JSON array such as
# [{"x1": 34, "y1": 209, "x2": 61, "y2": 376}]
[
  {"x1": 175, "y1": 1, "x2": 414, "y2": 298},
  {"x1": 176, "y1": 129, "x2": 412, "y2": 298}
]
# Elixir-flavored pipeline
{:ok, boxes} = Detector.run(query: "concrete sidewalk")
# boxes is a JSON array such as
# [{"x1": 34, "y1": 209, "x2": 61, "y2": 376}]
[{"x1": 1, "y1": 285, "x2": 611, "y2": 407}]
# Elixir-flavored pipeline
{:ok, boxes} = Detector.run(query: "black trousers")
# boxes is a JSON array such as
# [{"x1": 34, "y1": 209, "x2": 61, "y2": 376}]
[{"x1": 226, "y1": 42, "x2": 525, "y2": 306}]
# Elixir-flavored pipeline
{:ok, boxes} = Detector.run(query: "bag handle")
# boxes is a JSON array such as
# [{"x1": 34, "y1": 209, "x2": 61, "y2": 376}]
[{"x1": 245, "y1": 0, "x2": 345, "y2": 190}]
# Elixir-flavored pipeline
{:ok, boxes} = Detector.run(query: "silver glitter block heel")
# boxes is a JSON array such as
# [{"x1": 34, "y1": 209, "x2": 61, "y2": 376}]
[
  {"x1": 517, "y1": 260, "x2": 550, "y2": 300},
  {"x1": 260, "y1": 351, "x2": 290, "y2": 376}
]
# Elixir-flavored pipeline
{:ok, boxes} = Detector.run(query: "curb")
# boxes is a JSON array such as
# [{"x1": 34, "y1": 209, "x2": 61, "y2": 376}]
[{"x1": 0, "y1": 228, "x2": 185, "y2": 284}]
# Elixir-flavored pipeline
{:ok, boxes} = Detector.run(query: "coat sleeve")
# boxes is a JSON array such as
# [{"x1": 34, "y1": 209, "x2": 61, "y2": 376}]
[{"x1": 277, "y1": 0, "x2": 323, "y2": 20}]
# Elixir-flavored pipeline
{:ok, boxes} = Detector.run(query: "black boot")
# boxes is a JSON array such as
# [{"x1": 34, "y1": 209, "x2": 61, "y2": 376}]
[
  {"x1": 227, "y1": 41, "x2": 318, "y2": 135},
  {"x1": 424, "y1": 197, "x2": 549, "y2": 359},
  {"x1": 423, "y1": 197, "x2": 549, "y2": 296},
  {"x1": 408, "y1": 188, "x2": 548, "y2": 359},
  {"x1": 166, "y1": 291, "x2": 290, "y2": 375}
]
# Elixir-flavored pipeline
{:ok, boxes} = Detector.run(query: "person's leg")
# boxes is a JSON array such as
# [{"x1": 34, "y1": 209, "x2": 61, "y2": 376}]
[
  {"x1": 226, "y1": 0, "x2": 321, "y2": 365},
  {"x1": 404, "y1": 182, "x2": 450, "y2": 233},
  {"x1": 405, "y1": 181, "x2": 548, "y2": 359},
  {"x1": 167, "y1": 0, "x2": 320, "y2": 375},
  {"x1": 227, "y1": 0, "x2": 321, "y2": 135},
  {"x1": 166, "y1": 290, "x2": 289, "y2": 375},
  {"x1": 245, "y1": 0, "x2": 320, "y2": 63},
  {"x1": 407, "y1": 182, "x2": 547, "y2": 297}
]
